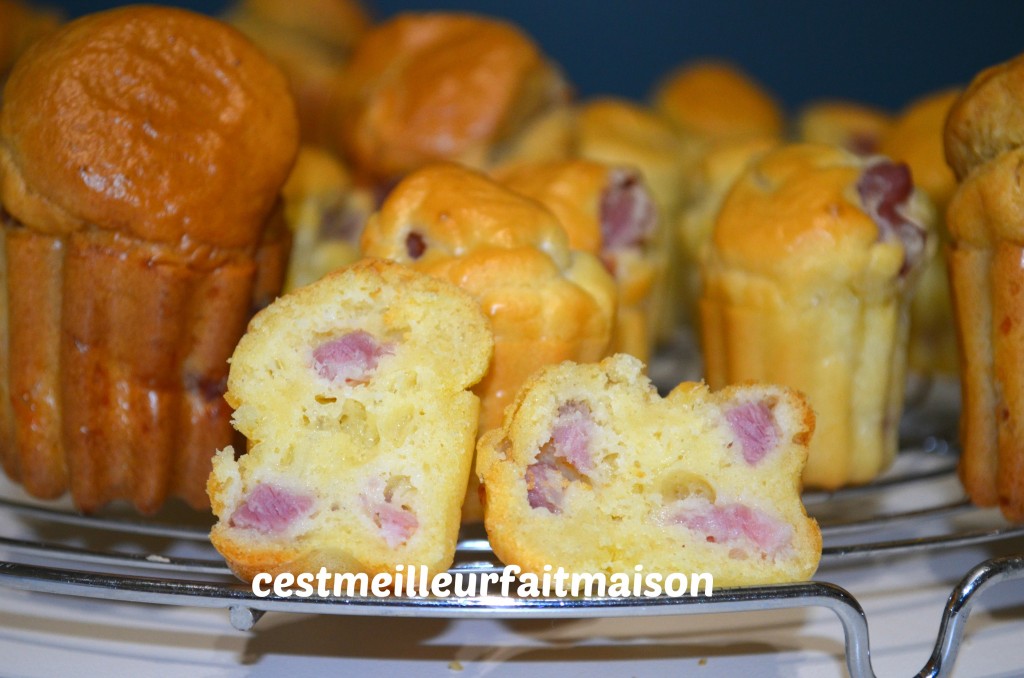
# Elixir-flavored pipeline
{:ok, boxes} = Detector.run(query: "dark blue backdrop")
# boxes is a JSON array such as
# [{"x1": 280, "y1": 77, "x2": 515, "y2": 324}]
[{"x1": 47, "y1": 0, "x2": 1024, "y2": 115}]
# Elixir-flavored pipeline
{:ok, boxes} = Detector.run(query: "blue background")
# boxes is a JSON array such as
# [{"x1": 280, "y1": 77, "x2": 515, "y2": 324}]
[{"x1": 46, "y1": 0, "x2": 1024, "y2": 115}]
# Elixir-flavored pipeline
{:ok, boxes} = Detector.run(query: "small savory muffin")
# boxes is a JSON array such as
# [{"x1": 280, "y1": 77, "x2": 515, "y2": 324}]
[
  {"x1": 329, "y1": 12, "x2": 572, "y2": 188},
  {"x1": 498, "y1": 158, "x2": 660, "y2": 361},
  {"x1": 360, "y1": 163, "x2": 616, "y2": 521},
  {"x1": 477, "y1": 353, "x2": 822, "y2": 587},
  {"x1": 281, "y1": 145, "x2": 374, "y2": 291},
  {"x1": 225, "y1": 0, "x2": 371, "y2": 144},
  {"x1": 652, "y1": 60, "x2": 785, "y2": 143},
  {"x1": 208, "y1": 259, "x2": 493, "y2": 582},
  {"x1": 360, "y1": 162, "x2": 616, "y2": 434},
  {"x1": 700, "y1": 143, "x2": 935, "y2": 489},
  {"x1": 945, "y1": 55, "x2": 1024, "y2": 521},
  {"x1": 881, "y1": 89, "x2": 961, "y2": 376},
  {"x1": 0, "y1": 5, "x2": 299, "y2": 513},
  {"x1": 795, "y1": 99, "x2": 893, "y2": 156}
]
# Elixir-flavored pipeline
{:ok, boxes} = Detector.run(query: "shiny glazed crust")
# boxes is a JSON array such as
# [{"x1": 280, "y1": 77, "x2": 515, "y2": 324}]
[
  {"x1": 0, "y1": 5, "x2": 298, "y2": 248},
  {"x1": 0, "y1": 7, "x2": 299, "y2": 513}
]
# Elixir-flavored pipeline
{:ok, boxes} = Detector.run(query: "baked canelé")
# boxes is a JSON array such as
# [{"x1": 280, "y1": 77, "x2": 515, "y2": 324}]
[
  {"x1": 881, "y1": 89, "x2": 961, "y2": 376},
  {"x1": 477, "y1": 354, "x2": 821, "y2": 586},
  {"x1": 281, "y1": 145, "x2": 374, "y2": 291},
  {"x1": 498, "y1": 159, "x2": 660, "y2": 361},
  {"x1": 795, "y1": 100, "x2": 893, "y2": 156},
  {"x1": 944, "y1": 56, "x2": 1024, "y2": 521},
  {"x1": 0, "y1": 6, "x2": 299, "y2": 513},
  {"x1": 700, "y1": 143, "x2": 935, "y2": 489},
  {"x1": 360, "y1": 163, "x2": 616, "y2": 520},
  {"x1": 652, "y1": 60, "x2": 785, "y2": 144},
  {"x1": 226, "y1": 0, "x2": 370, "y2": 145},
  {"x1": 208, "y1": 259, "x2": 493, "y2": 581},
  {"x1": 329, "y1": 12, "x2": 572, "y2": 188}
]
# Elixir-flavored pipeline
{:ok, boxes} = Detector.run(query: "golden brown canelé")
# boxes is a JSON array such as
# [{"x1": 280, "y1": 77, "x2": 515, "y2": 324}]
[
  {"x1": 361, "y1": 163, "x2": 616, "y2": 434},
  {"x1": 700, "y1": 143, "x2": 935, "y2": 489},
  {"x1": 360, "y1": 163, "x2": 616, "y2": 521},
  {"x1": 0, "y1": 6, "x2": 299, "y2": 513},
  {"x1": 881, "y1": 89, "x2": 961, "y2": 376},
  {"x1": 329, "y1": 12, "x2": 572, "y2": 187},
  {"x1": 226, "y1": 0, "x2": 371, "y2": 145},
  {"x1": 945, "y1": 55, "x2": 1024, "y2": 521}
]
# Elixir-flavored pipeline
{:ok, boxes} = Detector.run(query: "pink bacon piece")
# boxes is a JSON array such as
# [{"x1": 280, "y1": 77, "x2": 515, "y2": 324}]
[
  {"x1": 230, "y1": 483, "x2": 315, "y2": 534},
  {"x1": 725, "y1": 400, "x2": 780, "y2": 465},
  {"x1": 668, "y1": 498, "x2": 794, "y2": 559},
  {"x1": 312, "y1": 330, "x2": 394, "y2": 385},
  {"x1": 525, "y1": 401, "x2": 596, "y2": 513},
  {"x1": 525, "y1": 457, "x2": 566, "y2": 514},
  {"x1": 856, "y1": 161, "x2": 927, "y2": 276},
  {"x1": 600, "y1": 169, "x2": 657, "y2": 251},
  {"x1": 361, "y1": 477, "x2": 419, "y2": 548}
]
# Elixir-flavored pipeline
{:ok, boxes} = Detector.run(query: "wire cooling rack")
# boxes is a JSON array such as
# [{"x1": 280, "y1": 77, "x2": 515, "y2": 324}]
[{"x1": 0, "y1": 440, "x2": 1023, "y2": 678}]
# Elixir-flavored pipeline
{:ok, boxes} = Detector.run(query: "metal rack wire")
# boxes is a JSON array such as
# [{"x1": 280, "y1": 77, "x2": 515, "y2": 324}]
[{"x1": 0, "y1": 443, "x2": 1023, "y2": 678}]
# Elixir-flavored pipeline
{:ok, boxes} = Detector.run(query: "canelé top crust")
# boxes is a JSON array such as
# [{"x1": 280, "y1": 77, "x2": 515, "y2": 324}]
[
  {"x1": 709, "y1": 143, "x2": 934, "y2": 288},
  {"x1": 0, "y1": 5, "x2": 299, "y2": 250},
  {"x1": 945, "y1": 52, "x2": 1024, "y2": 181}
]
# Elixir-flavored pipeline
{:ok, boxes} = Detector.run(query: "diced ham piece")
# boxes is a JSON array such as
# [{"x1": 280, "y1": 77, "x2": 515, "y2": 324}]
[
  {"x1": 526, "y1": 454, "x2": 566, "y2": 514},
  {"x1": 405, "y1": 231, "x2": 426, "y2": 259},
  {"x1": 666, "y1": 497, "x2": 794, "y2": 559},
  {"x1": 856, "y1": 161, "x2": 927, "y2": 276},
  {"x1": 525, "y1": 401, "x2": 596, "y2": 513},
  {"x1": 312, "y1": 330, "x2": 394, "y2": 384},
  {"x1": 361, "y1": 477, "x2": 419, "y2": 548},
  {"x1": 230, "y1": 484, "x2": 314, "y2": 534},
  {"x1": 600, "y1": 169, "x2": 657, "y2": 251},
  {"x1": 725, "y1": 400, "x2": 780, "y2": 465},
  {"x1": 366, "y1": 500, "x2": 419, "y2": 548},
  {"x1": 549, "y1": 401, "x2": 595, "y2": 474}
]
